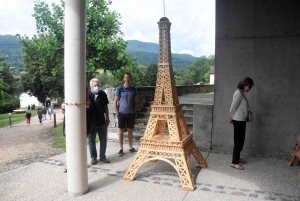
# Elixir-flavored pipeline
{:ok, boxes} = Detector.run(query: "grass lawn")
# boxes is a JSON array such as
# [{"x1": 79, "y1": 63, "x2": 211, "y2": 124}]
[
  {"x1": 206, "y1": 92, "x2": 214, "y2": 94},
  {"x1": 52, "y1": 123, "x2": 66, "y2": 149},
  {"x1": 52, "y1": 122, "x2": 100, "y2": 149},
  {"x1": 0, "y1": 111, "x2": 38, "y2": 128}
]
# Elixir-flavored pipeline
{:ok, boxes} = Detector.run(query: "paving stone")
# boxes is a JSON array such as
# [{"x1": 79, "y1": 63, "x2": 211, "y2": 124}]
[
  {"x1": 231, "y1": 191, "x2": 246, "y2": 196},
  {"x1": 250, "y1": 194, "x2": 258, "y2": 198},
  {"x1": 201, "y1": 187, "x2": 212, "y2": 191},
  {"x1": 215, "y1": 190, "x2": 225, "y2": 194},
  {"x1": 240, "y1": 189, "x2": 250, "y2": 192},
  {"x1": 264, "y1": 196, "x2": 277, "y2": 200},
  {"x1": 162, "y1": 182, "x2": 172, "y2": 186},
  {"x1": 256, "y1": 190, "x2": 266, "y2": 194}
]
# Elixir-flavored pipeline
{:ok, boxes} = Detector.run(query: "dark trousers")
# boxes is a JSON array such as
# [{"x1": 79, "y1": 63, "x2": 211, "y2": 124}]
[
  {"x1": 232, "y1": 120, "x2": 246, "y2": 164},
  {"x1": 88, "y1": 125, "x2": 107, "y2": 160}
]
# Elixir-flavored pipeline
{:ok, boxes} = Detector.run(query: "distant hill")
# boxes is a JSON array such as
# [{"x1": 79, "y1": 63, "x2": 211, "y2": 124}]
[
  {"x1": 126, "y1": 40, "x2": 196, "y2": 69},
  {"x1": 0, "y1": 35, "x2": 23, "y2": 69},
  {"x1": 0, "y1": 36, "x2": 197, "y2": 71}
]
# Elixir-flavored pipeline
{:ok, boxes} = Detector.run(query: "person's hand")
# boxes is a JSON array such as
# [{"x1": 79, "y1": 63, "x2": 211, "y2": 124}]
[
  {"x1": 106, "y1": 119, "x2": 110, "y2": 126},
  {"x1": 228, "y1": 118, "x2": 232, "y2": 125}
]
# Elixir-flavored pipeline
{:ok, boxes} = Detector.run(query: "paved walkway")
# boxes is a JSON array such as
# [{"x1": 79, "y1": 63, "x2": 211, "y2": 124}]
[
  {"x1": 0, "y1": 109, "x2": 65, "y2": 172},
  {"x1": 1, "y1": 140, "x2": 299, "y2": 200},
  {"x1": 1, "y1": 99, "x2": 300, "y2": 200}
]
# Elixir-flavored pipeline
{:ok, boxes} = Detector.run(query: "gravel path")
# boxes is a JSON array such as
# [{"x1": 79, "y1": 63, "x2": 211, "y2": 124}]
[{"x1": 0, "y1": 109, "x2": 65, "y2": 173}]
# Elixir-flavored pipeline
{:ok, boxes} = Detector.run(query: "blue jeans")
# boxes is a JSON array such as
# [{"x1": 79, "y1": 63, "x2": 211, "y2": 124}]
[
  {"x1": 88, "y1": 124, "x2": 107, "y2": 160},
  {"x1": 38, "y1": 115, "x2": 42, "y2": 123}
]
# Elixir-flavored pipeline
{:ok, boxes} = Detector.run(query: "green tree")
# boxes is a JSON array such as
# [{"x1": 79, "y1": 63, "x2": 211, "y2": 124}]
[
  {"x1": 142, "y1": 63, "x2": 158, "y2": 86},
  {"x1": 17, "y1": 34, "x2": 64, "y2": 103},
  {"x1": 17, "y1": 0, "x2": 131, "y2": 102},
  {"x1": 85, "y1": 0, "x2": 131, "y2": 81},
  {"x1": 0, "y1": 79, "x2": 12, "y2": 101},
  {"x1": 173, "y1": 67, "x2": 184, "y2": 85},
  {"x1": 0, "y1": 56, "x2": 23, "y2": 96},
  {"x1": 111, "y1": 60, "x2": 146, "y2": 87},
  {"x1": 185, "y1": 55, "x2": 215, "y2": 84},
  {"x1": 0, "y1": 57, "x2": 21, "y2": 113}
]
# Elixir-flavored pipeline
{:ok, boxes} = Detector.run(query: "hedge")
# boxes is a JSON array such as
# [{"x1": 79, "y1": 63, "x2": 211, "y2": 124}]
[{"x1": 0, "y1": 98, "x2": 20, "y2": 114}]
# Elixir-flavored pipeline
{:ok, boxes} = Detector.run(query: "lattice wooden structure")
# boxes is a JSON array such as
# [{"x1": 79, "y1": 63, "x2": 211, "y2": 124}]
[
  {"x1": 287, "y1": 135, "x2": 300, "y2": 177},
  {"x1": 287, "y1": 136, "x2": 300, "y2": 167},
  {"x1": 123, "y1": 17, "x2": 207, "y2": 191}
]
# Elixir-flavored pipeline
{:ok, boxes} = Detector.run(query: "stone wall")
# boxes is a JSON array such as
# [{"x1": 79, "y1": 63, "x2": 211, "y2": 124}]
[{"x1": 105, "y1": 85, "x2": 214, "y2": 128}]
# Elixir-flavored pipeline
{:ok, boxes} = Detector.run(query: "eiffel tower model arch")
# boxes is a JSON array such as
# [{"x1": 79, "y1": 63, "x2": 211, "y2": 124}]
[{"x1": 123, "y1": 17, "x2": 207, "y2": 191}]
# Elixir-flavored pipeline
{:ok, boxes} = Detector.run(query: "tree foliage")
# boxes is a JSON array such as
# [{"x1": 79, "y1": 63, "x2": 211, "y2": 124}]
[
  {"x1": 85, "y1": 0, "x2": 131, "y2": 81},
  {"x1": 185, "y1": 55, "x2": 215, "y2": 84},
  {"x1": 173, "y1": 68, "x2": 184, "y2": 85},
  {"x1": 0, "y1": 56, "x2": 23, "y2": 96},
  {"x1": 16, "y1": 0, "x2": 131, "y2": 102},
  {"x1": 0, "y1": 56, "x2": 21, "y2": 113},
  {"x1": 110, "y1": 59, "x2": 146, "y2": 87},
  {"x1": 142, "y1": 63, "x2": 158, "y2": 86},
  {"x1": 0, "y1": 79, "x2": 12, "y2": 101},
  {"x1": 17, "y1": 34, "x2": 64, "y2": 103}
]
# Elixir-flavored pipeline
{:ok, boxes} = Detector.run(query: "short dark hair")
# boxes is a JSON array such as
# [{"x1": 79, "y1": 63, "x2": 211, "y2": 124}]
[
  {"x1": 124, "y1": 72, "x2": 132, "y2": 78},
  {"x1": 237, "y1": 77, "x2": 254, "y2": 89}
]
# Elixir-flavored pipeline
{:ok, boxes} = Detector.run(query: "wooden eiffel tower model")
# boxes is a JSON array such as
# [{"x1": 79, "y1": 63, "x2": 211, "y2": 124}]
[{"x1": 123, "y1": 17, "x2": 207, "y2": 191}]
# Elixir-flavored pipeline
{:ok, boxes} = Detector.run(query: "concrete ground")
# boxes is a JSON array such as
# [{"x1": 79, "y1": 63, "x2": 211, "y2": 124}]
[
  {"x1": 0, "y1": 95, "x2": 299, "y2": 200},
  {"x1": 0, "y1": 139, "x2": 299, "y2": 201}
]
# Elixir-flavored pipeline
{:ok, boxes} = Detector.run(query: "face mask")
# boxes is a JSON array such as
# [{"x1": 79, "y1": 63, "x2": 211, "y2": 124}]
[{"x1": 93, "y1": 87, "x2": 99, "y2": 93}]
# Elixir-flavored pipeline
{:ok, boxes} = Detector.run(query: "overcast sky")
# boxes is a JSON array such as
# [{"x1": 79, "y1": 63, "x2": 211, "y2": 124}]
[{"x1": 0, "y1": 0, "x2": 215, "y2": 57}]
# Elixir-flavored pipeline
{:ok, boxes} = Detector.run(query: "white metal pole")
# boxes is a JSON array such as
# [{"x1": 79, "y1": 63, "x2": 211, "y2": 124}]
[{"x1": 64, "y1": 0, "x2": 88, "y2": 196}]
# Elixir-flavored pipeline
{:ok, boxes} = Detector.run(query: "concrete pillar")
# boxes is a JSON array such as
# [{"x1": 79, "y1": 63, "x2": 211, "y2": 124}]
[
  {"x1": 64, "y1": 0, "x2": 88, "y2": 196},
  {"x1": 193, "y1": 104, "x2": 213, "y2": 150}
]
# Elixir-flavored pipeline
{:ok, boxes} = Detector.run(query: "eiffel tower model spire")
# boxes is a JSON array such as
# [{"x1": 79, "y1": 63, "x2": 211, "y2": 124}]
[{"x1": 123, "y1": 17, "x2": 207, "y2": 191}]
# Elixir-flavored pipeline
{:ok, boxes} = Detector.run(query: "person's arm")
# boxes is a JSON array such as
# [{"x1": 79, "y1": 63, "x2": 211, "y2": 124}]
[
  {"x1": 113, "y1": 96, "x2": 119, "y2": 114},
  {"x1": 104, "y1": 105, "x2": 110, "y2": 126},
  {"x1": 134, "y1": 95, "x2": 138, "y2": 114},
  {"x1": 228, "y1": 91, "x2": 242, "y2": 124}
]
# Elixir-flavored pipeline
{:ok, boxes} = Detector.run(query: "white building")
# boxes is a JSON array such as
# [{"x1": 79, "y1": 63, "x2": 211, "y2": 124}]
[
  {"x1": 19, "y1": 93, "x2": 43, "y2": 109},
  {"x1": 208, "y1": 66, "x2": 215, "y2": 85}
]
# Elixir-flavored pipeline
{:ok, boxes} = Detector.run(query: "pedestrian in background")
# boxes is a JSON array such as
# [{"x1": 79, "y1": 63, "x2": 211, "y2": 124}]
[
  {"x1": 42, "y1": 106, "x2": 47, "y2": 120},
  {"x1": 37, "y1": 108, "x2": 43, "y2": 125},
  {"x1": 228, "y1": 77, "x2": 254, "y2": 170},
  {"x1": 25, "y1": 110, "x2": 31, "y2": 126},
  {"x1": 48, "y1": 104, "x2": 53, "y2": 120}
]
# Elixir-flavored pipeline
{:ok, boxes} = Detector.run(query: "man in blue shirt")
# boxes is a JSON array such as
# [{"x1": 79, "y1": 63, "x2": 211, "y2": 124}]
[
  {"x1": 87, "y1": 78, "x2": 110, "y2": 165},
  {"x1": 113, "y1": 73, "x2": 138, "y2": 156}
]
